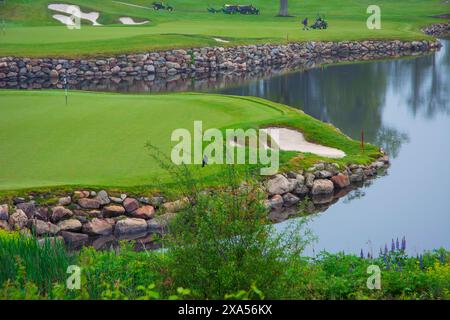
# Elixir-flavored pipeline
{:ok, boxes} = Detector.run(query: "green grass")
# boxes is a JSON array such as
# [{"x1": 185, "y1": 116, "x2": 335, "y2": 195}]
[
  {"x1": 0, "y1": 0, "x2": 448, "y2": 57},
  {"x1": 0, "y1": 230, "x2": 73, "y2": 294},
  {"x1": 0, "y1": 90, "x2": 379, "y2": 194}
]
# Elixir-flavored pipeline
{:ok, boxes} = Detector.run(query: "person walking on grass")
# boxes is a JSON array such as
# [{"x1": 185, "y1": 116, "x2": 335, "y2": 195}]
[{"x1": 302, "y1": 17, "x2": 309, "y2": 30}]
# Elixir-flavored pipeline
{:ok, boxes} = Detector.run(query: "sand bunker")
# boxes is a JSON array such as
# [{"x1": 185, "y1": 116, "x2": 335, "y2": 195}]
[
  {"x1": 261, "y1": 127, "x2": 346, "y2": 158},
  {"x1": 119, "y1": 17, "x2": 149, "y2": 25},
  {"x1": 227, "y1": 127, "x2": 345, "y2": 159},
  {"x1": 48, "y1": 4, "x2": 101, "y2": 26},
  {"x1": 214, "y1": 38, "x2": 230, "y2": 43}
]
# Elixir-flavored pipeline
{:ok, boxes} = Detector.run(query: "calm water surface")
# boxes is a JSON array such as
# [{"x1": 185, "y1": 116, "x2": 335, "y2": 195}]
[
  {"x1": 211, "y1": 40, "x2": 450, "y2": 255},
  {"x1": 5, "y1": 40, "x2": 449, "y2": 255}
]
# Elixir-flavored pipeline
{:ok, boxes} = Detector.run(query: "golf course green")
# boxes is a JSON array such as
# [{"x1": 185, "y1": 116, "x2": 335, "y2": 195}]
[
  {"x1": 0, "y1": 90, "x2": 379, "y2": 192},
  {"x1": 0, "y1": 0, "x2": 448, "y2": 57}
]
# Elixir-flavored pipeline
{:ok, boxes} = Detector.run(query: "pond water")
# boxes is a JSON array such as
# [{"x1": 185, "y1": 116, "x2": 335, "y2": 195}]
[
  {"x1": 211, "y1": 39, "x2": 450, "y2": 256},
  {"x1": 4, "y1": 40, "x2": 450, "y2": 255}
]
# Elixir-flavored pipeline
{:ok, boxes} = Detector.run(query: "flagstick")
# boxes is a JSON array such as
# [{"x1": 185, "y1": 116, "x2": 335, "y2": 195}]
[{"x1": 63, "y1": 75, "x2": 68, "y2": 105}]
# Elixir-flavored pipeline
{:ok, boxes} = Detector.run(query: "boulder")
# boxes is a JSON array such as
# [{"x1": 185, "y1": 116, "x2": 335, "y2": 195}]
[
  {"x1": 0, "y1": 204, "x2": 8, "y2": 220},
  {"x1": 60, "y1": 231, "x2": 89, "y2": 248},
  {"x1": 95, "y1": 190, "x2": 110, "y2": 206},
  {"x1": 74, "y1": 190, "x2": 90, "y2": 199},
  {"x1": 305, "y1": 173, "x2": 315, "y2": 188},
  {"x1": 34, "y1": 207, "x2": 50, "y2": 221},
  {"x1": 51, "y1": 206, "x2": 74, "y2": 223},
  {"x1": 371, "y1": 161, "x2": 385, "y2": 170},
  {"x1": 314, "y1": 170, "x2": 333, "y2": 179},
  {"x1": 295, "y1": 174, "x2": 305, "y2": 186},
  {"x1": 8, "y1": 209, "x2": 28, "y2": 230},
  {"x1": 16, "y1": 202, "x2": 36, "y2": 219},
  {"x1": 282, "y1": 193, "x2": 300, "y2": 207},
  {"x1": 131, "y1": 205, "x2": 155, "y2": 219},
  {"x1": 268, "y1": 194, "x2": 284, "y2": 210},
  {"x1": 331, "y1": 173, "x2": 350, "y2": 189},
  {"x1": 147, "y1": 212, "x2": 177, "y2": 232},
  {"x1": 293, "y1": 185, "x2": 309, "y2": 196},
  {"x1": 162, "y1": 197, "x2": 188, "y2": 212},
  {"x1": 57, "y1": 219, "x2": 82, "y2": 232},
  {"x1": 266, "y1": 174, "x2": 296, "y2": 196},
  {"x1": 109, "y1": 196, "x2": 123, "y2": 204},
  {"x1": 349, "y1": 168, "x2": 364, "y2": 183},
  {"x1": 0, "y1": 220, "x2": 10, "y2": 231},
  {"x1": 58, "y1": 196, "x2": 72, "y2": 206},
  {"x1": 115, "y1": 218, "x2": 147, "y2": 236},
  {"x1": 150, "y1": 196, "x2": 165, "y2": 207},
  {"x1": 102, "y1": 205, "x2": 125, "y2": 218},
  {"x1": 28, "y1": 219, "x2": 60, "y2": 236},
  {"x1": 78, "y1": 198, "x2": 101, "y2": 209},
  {"x1": 82, "y1": 218, "x2": 113, "y2": 236},
  {"x1": 311, "y1": 179, "x2": 334, "y2": 195},
  {"x1": 123, "y1": 198, "x2": 139, "y2": 213}
]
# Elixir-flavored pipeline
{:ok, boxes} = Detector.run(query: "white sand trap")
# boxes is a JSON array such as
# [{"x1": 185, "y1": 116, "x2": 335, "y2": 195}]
[
  {"x1": 52, "y1": 14, "x2": 76, "y2": 26},
  {"x1": 119, "y1": 17, "x2": 149, "y2": 25},
  {"x1": 261, "y1": 127, "x2": 346, "y2": 158},
  {"x1": 48, "y1": 4, "x2": 102, "y2": 26},
  {"x1": 113, "y1": 1, "x2": 153, "y2": 10},
  {"x1": 214, "y1": 37, "x2": 230, "y2": 43}
]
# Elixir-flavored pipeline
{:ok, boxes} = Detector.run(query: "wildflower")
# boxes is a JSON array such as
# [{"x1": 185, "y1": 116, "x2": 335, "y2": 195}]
[
  {"x1": 360, "y1": 249, "x2": 364, "y2": 259},
  {"x1": 419, "y1": 254, "x2": 424, "y2": 269},
  {"x1": 384, "y1": 244, "x2": 388, "y2": 255},
  {"x1": 391, "y1": 239, "x2": 395, "y2": 252},
  {"x1": 396, "y1": 237, "x2": 400, "y2": 250},
  {"x1": 401, "y1": 236, "x2": 406, "y2": 251}
]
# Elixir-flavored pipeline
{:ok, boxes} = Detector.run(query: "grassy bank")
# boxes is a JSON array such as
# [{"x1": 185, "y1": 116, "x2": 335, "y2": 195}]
[
  {"x1": 0, "y1": 90, "x2": 380, "y2": 195},
  {"x1": 0, "y1": 0, "x2": 448, "y2": 57},
  {"x1": 1, "y1": 164, "x2": 448, "y2": 300}
]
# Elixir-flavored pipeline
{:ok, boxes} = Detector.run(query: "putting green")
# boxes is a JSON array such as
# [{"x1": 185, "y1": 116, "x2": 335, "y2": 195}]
[
  {"x1": 0, "y1": 91, "x2": 285, "y2": 190},
  {"x1": 0, "y1": 90, "x2": 380, "y2": 192},
  {"x1": 0, "y1": 0, "x2": 448, "y2": 57}
]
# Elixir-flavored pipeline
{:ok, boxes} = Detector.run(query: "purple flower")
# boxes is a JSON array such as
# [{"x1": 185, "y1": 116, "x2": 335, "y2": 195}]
[
  {"x1": 391, "y1": 239, "x2": 395, "y2": 252},
  {"x1": 384, "y1": 244, "x2": 388, "y2": 255},
  {"x1": 419, "y1": 255, "x2": 424, "y2": 269},
  {"x1": 379, "y1": 247, "x2": 383, "y2": 257},
  {"x1": 401, "y1": 236, "x2": 406, "y2": 251},
  {"x1": 396, "y1": 237, "x2": 400, "y2": 250},
  {"x1": 360, "y1": 249, "x2": 364, "y2": 259},
  {"x1": 367, "y1": 252, "x2": 371, "y2": 259}
]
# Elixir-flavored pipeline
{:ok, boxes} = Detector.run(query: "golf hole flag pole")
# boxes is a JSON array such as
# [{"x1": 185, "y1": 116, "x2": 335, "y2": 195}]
[{"x1": 63, "y1": 74, "x2": 68, "y2": 105}]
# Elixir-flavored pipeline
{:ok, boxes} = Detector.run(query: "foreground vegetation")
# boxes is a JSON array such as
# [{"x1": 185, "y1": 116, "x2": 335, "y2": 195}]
[
  {"x1": 0, "y1": 90, "x2": 380, "y2": 194},
  {"x1": 0, "y1": 168, "x2": 448, "y2": 300},
  {"x1": 0, "y1": 0, "x2": 448, "y2": 57}
]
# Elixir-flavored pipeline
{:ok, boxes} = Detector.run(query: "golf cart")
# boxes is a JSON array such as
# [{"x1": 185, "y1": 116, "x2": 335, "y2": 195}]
[{"x1": 152, "y1": 2, "x2": 174, "y2": 11}]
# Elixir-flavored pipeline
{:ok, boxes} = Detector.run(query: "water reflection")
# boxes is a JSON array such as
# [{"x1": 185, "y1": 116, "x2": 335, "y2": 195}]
[
  {"x1": 247, "y1": 40, "x2": 449, "y2": 255},
  {"x1": 215, "y1": 41, "x2": 446, "y2": 149}
]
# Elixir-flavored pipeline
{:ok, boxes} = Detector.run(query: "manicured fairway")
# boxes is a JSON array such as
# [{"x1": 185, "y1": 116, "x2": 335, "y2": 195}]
[
  {"x1": 0, "y1": 90, "x2": 379, "y2": 192},
  {"x1": 0, "y1": 0, "x2": 448, "y2": 57}
]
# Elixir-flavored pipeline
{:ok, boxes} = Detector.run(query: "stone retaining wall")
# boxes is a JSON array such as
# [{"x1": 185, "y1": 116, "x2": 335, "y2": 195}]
[
  {"x1": 0, "y1": 154, "x2": 390, "y2": 250},
  {"x1": 422, "y1": 23, "x2": 450, "y2": 37},
  {"x1": 0, "y1": 39, "x2": 442, "y2": 86}
]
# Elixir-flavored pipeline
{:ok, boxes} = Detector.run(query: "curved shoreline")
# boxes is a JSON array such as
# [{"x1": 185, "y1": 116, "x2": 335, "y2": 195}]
[{"x1": 0, "y1": 39, "x2": 443, "y2": 88}]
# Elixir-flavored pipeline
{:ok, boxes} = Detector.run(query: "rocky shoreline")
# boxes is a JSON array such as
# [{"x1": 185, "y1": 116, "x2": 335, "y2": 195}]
[
  {"x1": 422, "y1": 23, "x2": 450, "y2": 37},
  {"x1": 0, "y1": 39, "x2": 442, "y2": 89},
  {"x1": 0, "y1": 153, "x2": 390, "y2": 251}
]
